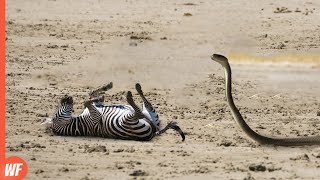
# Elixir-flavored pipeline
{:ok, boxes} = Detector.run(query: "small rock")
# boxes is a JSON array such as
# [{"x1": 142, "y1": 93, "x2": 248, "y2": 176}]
[
  {"x1": 195, "y1": 167, "x2": 210, "y2": 173},
  {"x1": 249, "y1": 164, "x2": 266, "y2": 172},
  {"x1": 268, "y1": 166, "x2": 281, "y2": 172},
  {"x1": 129, "y1": 42, "x2": 137, "y2": 46},
  {"x1": 46, "y1": 44, "x2": 59, "y2": 49},
  {"x1": 113, "y1": 148, "x2": 124, "y2": 153},
  {"x1": 60, "y1": 45, "x2": 69, "y2": 48},
  {"x1": 59, "y1": 167, "x2": 69, "y2": 172},
  {"x1": 183, "y1": 3, "x2": 196, "y2": 6},
  {"x1": 277, "y1": 42, "x2": 285, "y2": 49},
  {"x1": 80, "y1": 176, "x2": 90, "y2": 180},
  {"x1": 31, "y1": 143, "x2": 46, "y2": 148},
  {"x1": 85, "y1": 145, "x2": 107, "y2": 153},
  {"x1": 313, "y1": 152, "x2": 320, "y2": 158},
  {"x1": 130, "y1": 35, "x2": 139, "y2": 40},
  {"x1": 129, "y1": 170, "x2": 148, "y2": 176},
  {"x1": 294, "y1": 8, "x2": 301, "y2": 13},
  {"x1": 218, "y1": 140, "x2": 233, "y2": 147},
  {"x1": 35, "y1": 169, "x2": 44, "y2": 174},
  {"x1": 274, "y1": 7, "x2": 292, "y2": 13},
  {"x1": 290, "y1": 154, "x2": 310, "y2": 161}
]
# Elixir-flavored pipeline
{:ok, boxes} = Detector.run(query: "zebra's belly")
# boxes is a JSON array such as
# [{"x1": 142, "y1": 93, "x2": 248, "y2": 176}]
[{"x1": 101, "y1": 115, "x2": 154, "y2": 140}]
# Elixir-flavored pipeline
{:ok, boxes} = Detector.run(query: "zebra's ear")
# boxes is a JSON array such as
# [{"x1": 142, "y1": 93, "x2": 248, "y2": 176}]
[{"x1": 60, "y1": 95, "x2": 73, "y2": 105}]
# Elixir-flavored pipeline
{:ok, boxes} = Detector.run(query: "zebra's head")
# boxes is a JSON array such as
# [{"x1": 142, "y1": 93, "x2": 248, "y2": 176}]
[
  {"x1": 60, "y1": 95, "x2": 74, "y2": 106},
  {"x1": 58, "y1": 95, "x2": 74, "y2": 116},
  {"x1": 49, "y1": 95, "x2": 74, "y2": 126}
]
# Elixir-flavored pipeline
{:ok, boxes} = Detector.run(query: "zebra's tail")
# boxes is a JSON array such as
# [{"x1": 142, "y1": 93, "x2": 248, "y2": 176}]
[{"x1": 156, "y1": 121, "x2": 185, "y2": 141}]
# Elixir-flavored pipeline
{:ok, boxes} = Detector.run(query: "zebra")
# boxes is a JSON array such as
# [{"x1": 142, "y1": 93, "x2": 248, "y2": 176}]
[{"x1": 43, "y1": 82, "x2": 185, "y2": 141}]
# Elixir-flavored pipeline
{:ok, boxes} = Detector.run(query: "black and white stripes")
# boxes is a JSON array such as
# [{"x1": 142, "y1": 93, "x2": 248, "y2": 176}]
[{"x1": 44, "y1": 83, "x2": 185, "y2": 141}]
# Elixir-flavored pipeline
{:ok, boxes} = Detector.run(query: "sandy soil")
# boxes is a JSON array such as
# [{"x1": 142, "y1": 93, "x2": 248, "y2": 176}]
[{"x1": 5, "y1": 0, "x2": 320, "y2": 179}]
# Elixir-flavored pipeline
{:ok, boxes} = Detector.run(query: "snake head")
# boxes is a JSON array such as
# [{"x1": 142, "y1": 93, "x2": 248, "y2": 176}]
[{"x1": 211, "y1": 54, "x2": 229, "y2": 65}]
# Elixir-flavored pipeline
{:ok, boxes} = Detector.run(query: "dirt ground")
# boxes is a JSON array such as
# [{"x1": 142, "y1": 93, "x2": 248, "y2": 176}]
[{"x1": 5, "y1": 0, "x2": 320, "y2": 179}]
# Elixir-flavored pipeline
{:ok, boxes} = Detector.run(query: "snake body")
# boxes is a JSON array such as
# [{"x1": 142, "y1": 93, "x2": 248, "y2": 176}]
[{"x1": 211, "y1": 54, "x2": 320, "y2": 146}]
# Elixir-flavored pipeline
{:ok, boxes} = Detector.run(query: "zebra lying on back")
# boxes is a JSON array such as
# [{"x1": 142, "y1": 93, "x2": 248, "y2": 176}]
[{"x1": 43, "y1": 83, "x2": 185, "y2": 141}]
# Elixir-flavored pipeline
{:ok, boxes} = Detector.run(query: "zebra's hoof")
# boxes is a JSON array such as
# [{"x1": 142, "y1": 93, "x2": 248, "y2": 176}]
[
  {"x1": 127, "y1": 91, "x2": 133, "y2": 99},
  {"x1": 103, "y1": 82, "x2": 113, "y2": 90},
  {"x1": 135, "y1": 83, "x2": 142, "y2": 92}
]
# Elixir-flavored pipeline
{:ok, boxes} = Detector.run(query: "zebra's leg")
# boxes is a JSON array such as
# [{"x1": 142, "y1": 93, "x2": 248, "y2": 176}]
[
  {"x1": 135, "y1": 83, "x2": 154, "y2": 111},
  {"x1": 84, "y1": 96, "x2": 104, "y2": 124},
  {"x1": 89, "y1": 82, "x2": 113, "y2": 99},
  {"x1": 156, "y1": 121, "x2": 185, "y2": 141},
  {"x1": 126, "y1": 91, "x2": 145, "y2": 119},
  {"x1": 135, "y1": 83, "x2": 160, "y2": 128},
  {"x1": 123, "y1": 91, "x2": 159, "y2": 140}
]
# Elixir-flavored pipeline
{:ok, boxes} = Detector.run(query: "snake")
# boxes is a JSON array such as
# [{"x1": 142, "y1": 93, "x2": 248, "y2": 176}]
[{"x1": 211, "y1": 53, "x2": 320, "y2": 146}]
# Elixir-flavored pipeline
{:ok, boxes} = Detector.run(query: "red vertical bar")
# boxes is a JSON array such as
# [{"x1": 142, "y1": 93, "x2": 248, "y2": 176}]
[{"x1": 0, "y1": 0, "x2": 5, "y2": 164}]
